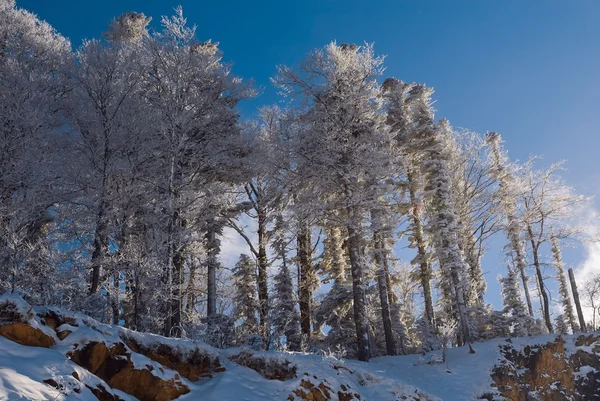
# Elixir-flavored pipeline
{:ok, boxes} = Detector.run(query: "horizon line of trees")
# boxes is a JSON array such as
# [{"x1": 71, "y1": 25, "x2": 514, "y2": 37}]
[{"x1": 2, "y1": 0, "x2": 598, "y2": 362}]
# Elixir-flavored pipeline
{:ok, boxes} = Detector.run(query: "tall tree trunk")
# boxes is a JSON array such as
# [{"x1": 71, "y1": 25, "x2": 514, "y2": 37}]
[
  {"x1": 487, "y1": 133, "x2": 534, "y2": 317},
  {"x1": 257, "y1": 207, "x2": 269, "y2": 342},
  {"x1": 297, "y1": 223, "x2": 313, "y2": 337},
  {"x1": 527, "y1": 225, "x2": 552, "y2": 333},
  {"x1": 407, "y1": 168, "x2": 435, "y2": 325},
  {"x1": 568, "y1": 268, "x2": 587, "y2": 332},
  {"x1": 89, "y1": 200, "x2": 107, "y2": 294},
  {"x1": 170, "y1": 242, "x2": 184, "y2": 337},
  {"x1": 371, "y1": 208, "x2": 396, "y2": 356},
  {"x1": 346, "y1": 206, "x2": 371, "y2": 362},
  {"x1": 90, "y1": 121, "x2": 111, "y2": 295},
  {"x1": 551, "y1": 233, "x2": 578, "y2": 333},
  {"x1": 463, "y1": 227, "x2": 486, "y2": 307},
  {"x1": 205, "y1": 221, "x2": 219, "y2": 318},
  {"x1": 186, "y1": 260, "x2": 197, "y2": 315}
]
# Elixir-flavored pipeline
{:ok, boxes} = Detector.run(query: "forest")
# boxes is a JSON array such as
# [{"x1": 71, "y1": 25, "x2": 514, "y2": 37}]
[{"x1": 2, "y1": 0, "x2": 599, "y2": 363}]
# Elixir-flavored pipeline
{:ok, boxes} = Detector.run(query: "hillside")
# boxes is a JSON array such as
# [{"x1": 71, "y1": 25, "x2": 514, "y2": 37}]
[{"x1": 1, "y1": 295, "x2": 599, "y2": 401}]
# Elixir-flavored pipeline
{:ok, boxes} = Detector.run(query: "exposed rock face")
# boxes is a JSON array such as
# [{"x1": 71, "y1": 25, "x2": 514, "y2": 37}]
[
  {"x1": 123, "y1": 334, "x2": 224, "y2": 381},
  {"x1": 0, "y1": 322, "x2": 55, "y2": 347},
  {"x1": 288, "y1": 374, "x2": 361, "y2": 401},
  {"x1": 0, "y1": 296, "x2": 230, "y2": 401},
  {"x1": 491, "y1": 335, "x2": 600, "y2": 401},
  {"x1": 70, "y1": 341, "x2": 190, "y2": 401},
  {"x1": 229, "y1": 349, "x2": 297, "y2": 381},
  {"x1": 85, "y1": 383, "x2": 126, "y2": 401},
  {"x1": 0, "y1": 299, "x2": 55, "y2": 347}
]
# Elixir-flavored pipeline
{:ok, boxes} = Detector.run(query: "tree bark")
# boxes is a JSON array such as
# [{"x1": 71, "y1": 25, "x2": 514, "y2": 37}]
[
  {"x1": 407, "y1": 169, "x2": 435, "y2": 325},
  {"x1": 527, "y1": 225, "x2": 552, "y2": 333},
  {"x1": 169, "y1": 240, "x2": 184, "y2": 338},
  {"x1": 89, "y1": 201, "x2": 107, "y2": 294},
  {"x1": 371, "y1": 208, "x2": 396, "y2": 356},
  {"x1": 297, "y1": 223, "x2": 313, "y2": 337},
  {"x1": 205, "y1": 222, "x2": 218, "y2": 318},
  {"x1": 346, "y1": 207, "x2": 371, "y2": 362},
  {"x1": 568, "y1": 268, "x2": 587, "y2": 332},
  {"x1": 257, "y1": 206, "x2": 269, "y2": 342}
]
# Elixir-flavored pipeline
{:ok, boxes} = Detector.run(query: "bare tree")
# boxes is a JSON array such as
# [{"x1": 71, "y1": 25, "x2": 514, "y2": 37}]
[{"x1": 583, "y1": 274, "x2": 600, "y2": 331}]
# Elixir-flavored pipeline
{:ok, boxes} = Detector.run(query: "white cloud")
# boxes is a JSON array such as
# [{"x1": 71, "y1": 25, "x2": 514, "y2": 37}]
[
  {"x1": 574, "y1": 242, "x2": 600, "y2": 323},
  {"x1": 572, "y1": 201, "x2": 600, "y2": 325}
]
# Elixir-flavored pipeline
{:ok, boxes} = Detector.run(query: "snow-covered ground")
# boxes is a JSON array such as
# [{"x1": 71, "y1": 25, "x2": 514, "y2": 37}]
[
  {"x1": 0, "y1": 295, "x2": 592, "y2": 401},
  {"x1": 1, "y1": 331, "x2": 553, "y2": 401}
]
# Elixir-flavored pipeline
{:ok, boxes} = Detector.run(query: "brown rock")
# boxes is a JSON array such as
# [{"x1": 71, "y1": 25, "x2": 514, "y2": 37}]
[
  {"x1": 43, "y1": 378, "x2": 59, "y2": 389},
  {"x1": 290, "y1": 378, "x2": 360, "y2": 401},
  {"x1": 85, "y1": 384, "x2": 126, "y2": 401},
  {"x1": 70, "y1": 341, "x2": 189, "y2": 401},
  {"x1": 491, "y1": 335, "x2": 600, "y2": 401},
  {"x1": 57, "y1": 330, "x2": 72, "y2": 340},
  {"x1": 123, "y1": 335, "x2": 224, "y2": 381},
  {"x1": 0, "y1": 322, "x2": 55, "y2": 347},
  {"x1": 229, "y1": 350, "x2": 296, "y2": 381}
]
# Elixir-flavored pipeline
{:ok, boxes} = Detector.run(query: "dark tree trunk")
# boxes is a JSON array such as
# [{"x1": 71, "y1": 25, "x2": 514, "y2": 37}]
[
  {"x1": 205, "y1": 222, "x2": 218, "y2": 318},
  {"x1": 568, "y1": 268, "x2": 587, "y2": 332},
  {"x1": 89, "y1": 201, "x2": 107, "y2": 295},
  {"x1": 257, "y1": 207, "x2": 269, "y2": 342},
  {"x1": 407, "y1": 169, "x2": 434, "y2": 325},
  {"x1": 527, "y1": 226, "x2": 552, "y2": 333},
  {"x1": 518, "y1": 263, "x2": 534, "y2": 317},
  {"x1": 111, "y1": 269, "x2": 120, "y2": 325},
  {"x1": 346, "y1": 207, "x2": 371, "y2": 362},
  {"x1": 169, "y1": 245, "x2": 184, "y2": 337},
  {"x1": 297, "y1": 224, "x2": 313, "y2": 337},
  {"x1": 372, "y1": 209, "x2": 396, "y2": 356}
]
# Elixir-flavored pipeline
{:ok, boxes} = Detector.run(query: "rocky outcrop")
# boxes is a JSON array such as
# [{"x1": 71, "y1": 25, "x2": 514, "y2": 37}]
[
  {"x1": 0, "y1": 322, "x2": 55, "y2": 347},
  {"x1": 0, "y1": 296, "x2": 231, "y2": 401},
  {"x1": 287, "y1": 374, "x2": 361, "y2": 401},
  {"x1": 69, "y1": 341, "x2": 190, "y2": 401},
  {"x1": 491, "y1": 334, "x2": 600, "y2": 401},
  {"x1": 0, "y1": 298, "x2": 55, "y2": 347},
  {"x1": 123, "y1": 333, "x2": 224, "y2": 381},
  {"x1": 229, "y1": 349, "x2": 297, "y2": 381}
]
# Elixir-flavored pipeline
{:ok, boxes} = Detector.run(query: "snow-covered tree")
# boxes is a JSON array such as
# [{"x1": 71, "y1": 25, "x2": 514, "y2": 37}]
[
  {"x1": 314, "y1": 224, "x2": 356, "y2": 357},
  {"x1": 486, "y1": 132, "x2": 534, "y2": 318},
  {"x1": 499, "y1": 260, "x2": 532, "y2": 337},
  {"x1": 275, "y1": 42, "x2": 395, "y2": 361},
  {"x1": 0, "y1": 0, "x2": 70, "y2": 302},
  {"x1": 383, "y1": 79, "x2": 473, "y2": 346},
  {"x1": 271, "y1": 261, "x2": 301, "y2": 351},
  {"x1": 551, "y1": 232, "x2": 578, "y2": 333},
  {"x1": 232, "y1": 254, "x2": 260, "y2": 340},
  {"x1": 139, "y1": 7, "x2": 252, "y2": 336}
]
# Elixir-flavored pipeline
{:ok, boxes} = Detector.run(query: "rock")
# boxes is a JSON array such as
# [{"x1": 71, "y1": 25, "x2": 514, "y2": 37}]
[
  {"x1": 229, "y1": 349, "x2": 296, "y2": 381},
  {"x1": 43, "y1": 378, "x2": 59, "y2": 389},
  {"x1": 39, "y1": 310, "x2": 77, "y2": 332},
  {"x1": 85, "y1": 383, "x2": 126, "y2": 401},
  {"x1": 123, "y1": 335, "x2": 224, "y2": 381},
  {"x1": 0, "y1": 322, "x2": 55, "y2": 347},
  {"x1": 57, "y1": 329, "x2": 72, "y2": 340},
  {"x1": 289, "y1": 377, "x2": 361, "y2": 401},
  {"x1": 491, "y1": 335, "x2": 600, "y2": 401},
  {"x1": 70, "y1": 341, "x2": 190, "y2": 401}
]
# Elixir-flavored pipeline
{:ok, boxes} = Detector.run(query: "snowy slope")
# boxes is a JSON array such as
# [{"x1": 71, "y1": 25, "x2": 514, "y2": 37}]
[
  {"x1": 1, "y1": 295, "x2": 596, "y2": 401},
  {"x1": 0, "y1": 332, "x2": 513, "y2": 401}
]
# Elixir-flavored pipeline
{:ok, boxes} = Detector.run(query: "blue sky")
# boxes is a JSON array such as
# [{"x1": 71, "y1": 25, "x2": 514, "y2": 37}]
[
  {"x1": 19, "y1": 0, "x2": 600, "y2": 315},
  {"x1": 21, "y1": 0, "x2": 600, "y2": 190}
]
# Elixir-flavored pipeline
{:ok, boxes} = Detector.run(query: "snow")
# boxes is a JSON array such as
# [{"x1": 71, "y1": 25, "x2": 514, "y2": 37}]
[
  {"x1": 2, "y1": 297, "x2": 597, "y2": 401},
  {"x1": 0, "y1": 336, "x2": 136, "y2": 401},
  {"x1": 0, "y1": 330, "x2": 509, "y2": 401}
]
